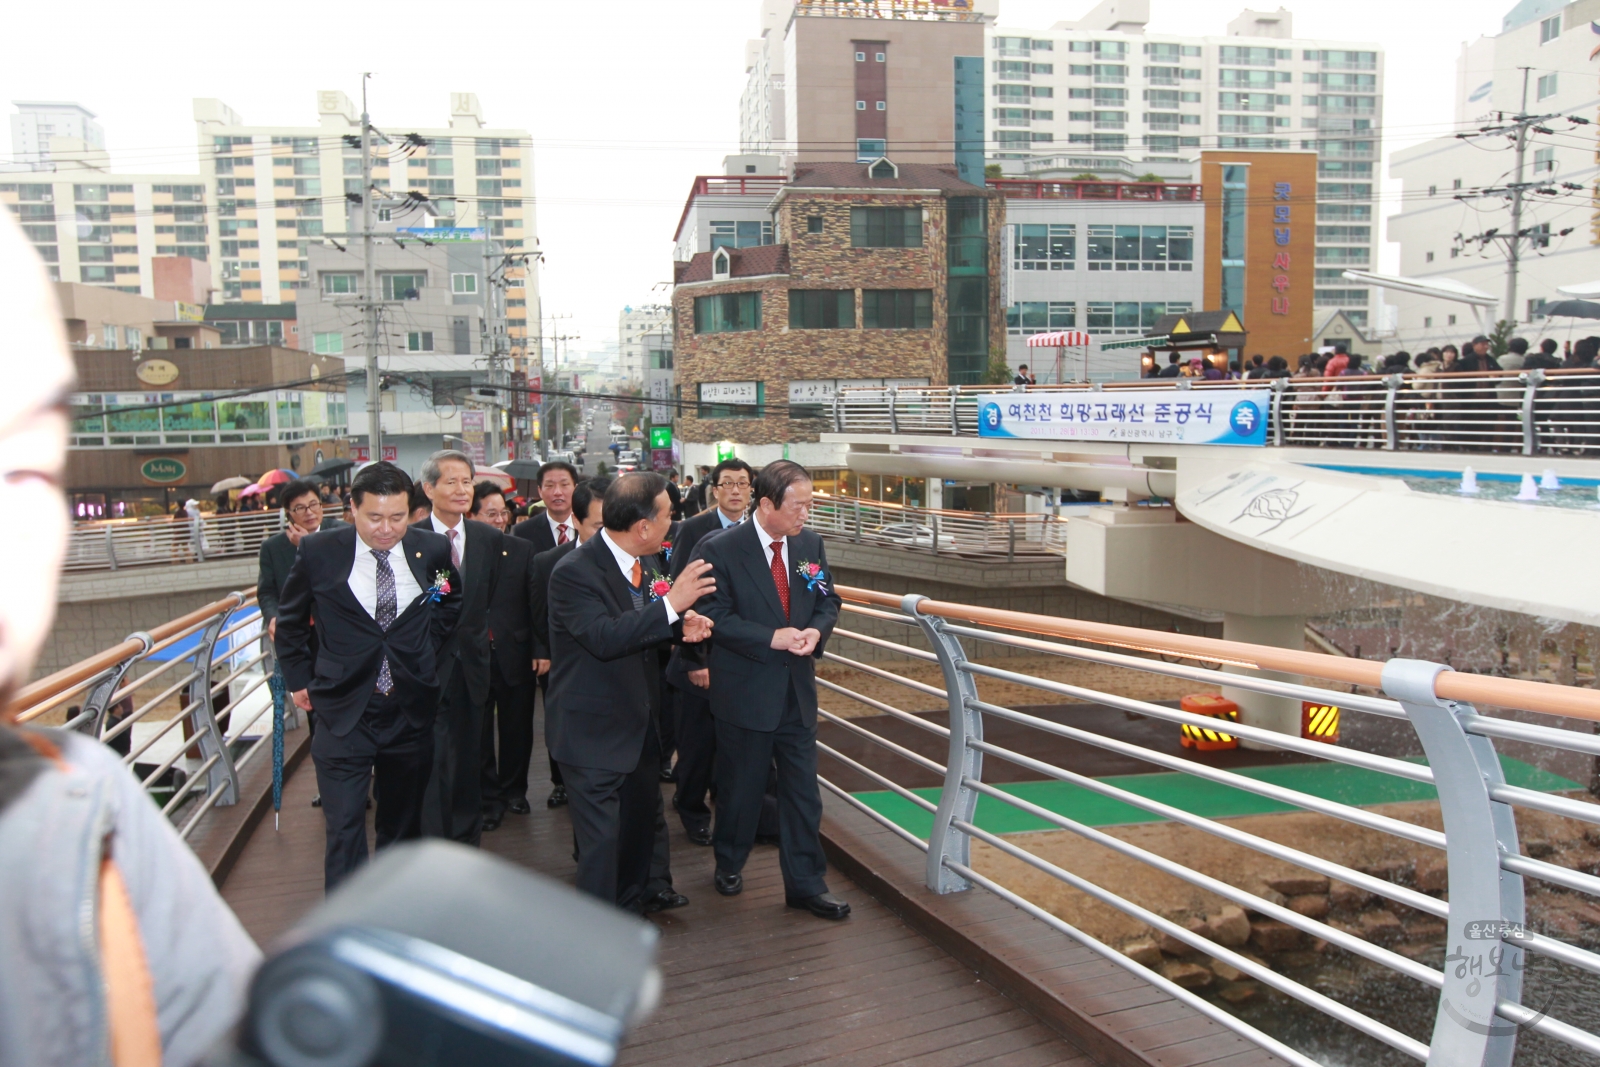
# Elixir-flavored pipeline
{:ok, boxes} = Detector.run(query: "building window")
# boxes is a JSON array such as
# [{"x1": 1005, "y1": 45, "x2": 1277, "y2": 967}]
[
  {"x1": 806, "y1": 215, "x2": 823, "y2": 234},
  {"x1": 1006, "y1": 301, "x2": 1077, "y2": 334},
  {"x1": 863, "y1": 289, "x2": 932, "y2": 329},
  {"x1": 850, "y1": 207, "x2": 922, "y2": 248},
  {"x1": 1534, "y1": 147, "x2": 1554, "y2": 173},
  {"x1": 693, "y1": 291, "x2": 762, "y2": 334},
  {"x1": 1425, "y1": 251, "x2": 1434, "y2": 263},
  {"x1": 313, "y1": 332, "x2": 344, "y2": 354},
  {"x1": 1537, "y1": 73, "x2": 1557, "y2": 100},
  {"x1": 1014, "y1": 224, "x2": 1076, "y2": 270},
  {"x1": 789, "y1": 290, "x2": 856, "y2": 329},
  {"x1": 856, "y1": 138, "x2": 887, "y2": 161},
  {"x1": 321, "y1": 273, "x2": 358, "y2": 296},
  {"x1": 857, "y1": 100, "x2": 867, "y2": 111},
  {"x1": 406, "y1": 331, "x2": 434, "y2": 352},
  {"x1": 856, "y1": 51, "x2": 865, "y2": 61},
  {"x1": 1220, "y1": 165, "x2": 1248, "y2": 316},
  {"x1": 709, "y1": 220, "x2": 773, "y2": 249},
  {"x1": 876, "y1": 101, "x2": 886, "y2": 111},
  {"x1": 876, "y1": 52, "x2": 885, "y2": 62},
  {"x1": 1541, "y1": 14, "x2": 1561, "y2": 43},
  {"x1": 382, "y1": 273, "x2": 425, "y2": 299},
  {"x1": 451, "y1": 272, "x2": 478, "y2": 294},
  {"x1": 1084, "y1": 224, "x2": 1193, "y2": 271}
]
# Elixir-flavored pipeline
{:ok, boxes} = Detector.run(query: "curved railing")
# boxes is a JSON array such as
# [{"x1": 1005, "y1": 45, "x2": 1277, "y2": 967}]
[
  {"x1": 65, "y1": 507, "x2": 343, "y2": 573},
  {"x1": 832, "y1": 370, "x2": 1600, "y2": 456},
  {"x1": 10, "y1": 591, "x2": 290, "y2": 840},
  {"x1": 809, "y1": 492, "x2": 1070, "y2": 561},
  {"x1": 819, "y1": 583, "x2": 1600, "y2": 1066}
]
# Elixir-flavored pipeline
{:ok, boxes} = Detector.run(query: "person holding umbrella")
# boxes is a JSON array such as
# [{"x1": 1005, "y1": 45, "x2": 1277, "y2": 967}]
[{"x1": 258, "y1": 478, "x2": 345, "y2": 812}]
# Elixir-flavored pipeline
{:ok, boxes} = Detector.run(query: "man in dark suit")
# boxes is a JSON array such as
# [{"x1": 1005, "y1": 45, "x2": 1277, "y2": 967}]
[
  {"x1": 276, "y1": 462, "x2": 461, "y2": 890},
  {"x1": 547, "y1": 472, "x2": 714, "y2": 911},
  {"x1": 664, "y1": 458, "x2": 752, "y2": 842},
  {"x1": 415, "y1": 449, "x2": 502, "y2": 846},
  {"x1": 692, "y1": 460, "x2": 848, "y2": 920},
  {"x1": 511, "y1": 460, "x2": 580, "y2": 553},
  {"x1": 470, "y1": 483, "x2": 539, "y2": 830}
]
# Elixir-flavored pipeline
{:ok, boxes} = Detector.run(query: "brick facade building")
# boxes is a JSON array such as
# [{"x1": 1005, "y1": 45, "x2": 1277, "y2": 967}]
[{"x1": 672, "y1": 160, "x2": 1004, "y2": 468}]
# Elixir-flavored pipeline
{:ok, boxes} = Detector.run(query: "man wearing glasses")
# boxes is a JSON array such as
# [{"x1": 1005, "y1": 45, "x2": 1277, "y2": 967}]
[
  {"x1": 663, "y1": 459, "x2": 752, "y2": 843},
  {"x1": 257, "y1": 477, "x2": 346, "y2": 806}
]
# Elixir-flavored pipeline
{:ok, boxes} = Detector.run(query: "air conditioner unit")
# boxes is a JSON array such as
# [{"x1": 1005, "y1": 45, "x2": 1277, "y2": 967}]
[
  {"x1": 40, "y1": 193, "x2": 52, "y2": 202},
  {"x1": 300, "y1": 269, "x2": 310, "y2": 279},
  {"x1": 101, "y1": 234, "x2": 112, "y2": 243}
]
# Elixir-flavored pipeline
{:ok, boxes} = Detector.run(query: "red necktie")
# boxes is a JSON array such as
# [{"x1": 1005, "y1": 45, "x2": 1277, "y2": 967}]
[
  {"x1": 557, "y1": 522, "x2": 569, "y2": 545},
  {"x1": 770, "y1": 541, "x2": 790, "y2": 620}
]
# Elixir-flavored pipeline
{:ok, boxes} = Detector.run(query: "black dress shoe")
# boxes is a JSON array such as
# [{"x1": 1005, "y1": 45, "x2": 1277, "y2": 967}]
[
  {"x1": 482, "y1": 811, "x2": 503, "y2": 832},
  {"x1": 659, "y1": 765, "x2": 676, "y2": 782},
  {"x1": 686, "y1": 825, "x2": 713, "y2": 846},
  {"x1": 786, "y1": 893, "x2": 851, "y2": 920},
  {"x1": 507, "y1": 797, "x2": 531, "y2": 815},
  {"x1": 714, "y1": 869, "x2": 743, "y2": 896},
  {"x1": 642, "y1": 889, "x2": 690, "y2": 913},
  {"x1": 546, "y1": 786, "x2": 568, "y2": 808},
  {"x1": 310, "y1": 794, "x2": 322, "y2": 808}
]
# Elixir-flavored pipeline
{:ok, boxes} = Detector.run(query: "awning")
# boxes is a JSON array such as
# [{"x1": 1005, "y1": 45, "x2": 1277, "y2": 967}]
[
  {"x1": 1024, "y1": 330, "x2": 1092, "y2": 347},
  {"x1": 1099, "y1": 335, "x2": 1169, "y2": 351}
]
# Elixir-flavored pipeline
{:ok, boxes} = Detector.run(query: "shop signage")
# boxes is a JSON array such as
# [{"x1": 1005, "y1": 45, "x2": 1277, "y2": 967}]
[
  {"x1": 135, "y1": 359, "x2": 180, "y2": 386},
  {"x1": 394, "y1": 227, "x2": 486, "y2": 241},
  {"x1": 699, "y1": 381, "x2": 758, "y2": 404},
  {"x1": 976, "y1": 388, "x2": 1267, "y2": 446},
  {"x1": 351, "y1": 445, "x2": 398, "y2": 463},
  {"x1": 140, "y1": 456, "x2": 187, "y2": 483},
  {"x1": 648, "y1": 426, "x2": 673, "y2": 449}
]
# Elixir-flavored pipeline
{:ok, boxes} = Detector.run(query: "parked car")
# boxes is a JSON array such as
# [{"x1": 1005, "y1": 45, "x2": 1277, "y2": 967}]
[
  {"x1": 616, "y1": 450, "x2": 640, "y2": 466},
  {"x1": 875, "y1": 522, "x2": 958, "y2": 551},
  {"x1": 609, "y1": 423, "x2": 625, "y2": 436}
]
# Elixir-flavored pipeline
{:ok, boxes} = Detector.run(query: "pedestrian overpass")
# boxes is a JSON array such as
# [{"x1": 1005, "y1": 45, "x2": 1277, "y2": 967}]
[{"x1": 14, "y1": 553, "x2": 1600, "y2": 1066}]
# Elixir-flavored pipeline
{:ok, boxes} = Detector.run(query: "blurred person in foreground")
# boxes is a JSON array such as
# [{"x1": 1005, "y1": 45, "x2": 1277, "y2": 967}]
[{"x1": 0, "y1": 210, "x2": 260, "y2": 1067}]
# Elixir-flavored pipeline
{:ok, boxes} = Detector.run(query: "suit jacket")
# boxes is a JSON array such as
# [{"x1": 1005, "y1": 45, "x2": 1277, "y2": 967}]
[
  {"x1": 529, "y1": 540, "x2": 577, "y2": 662},
  {"x1": 663, "y1": 512, "x2": 742, "y2": 689},
  {"x1": 546, "y1": 536, "x2": 677, "y2": 773},
  {"x1": 256, "y1": 516, "x2": 345, "y2": 623},
  {"x1": 410, "y1": 517, "x2": 501, "y2": 706},
  {"x1": 275, "y1": 526, "x2": 461, "y2": 736},
  {"x1": 692, "y1": 519, "x2": 840, "y2": 732},
  {"x1": 511, "y1": 508, "x2": 560, "y2": 554},
  {"x1": 667, "y1": 507, "x2": 740, "y2": 582},
  {"x1": 486, "y1": 534, "x2": 539, "y2": 688}
]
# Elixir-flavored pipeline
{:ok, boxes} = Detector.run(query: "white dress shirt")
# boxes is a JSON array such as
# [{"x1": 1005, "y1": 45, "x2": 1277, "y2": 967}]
[
  {"x1": 547, "y1": 510, "x2": 575, "y2": 546},
  {"x1": 754, "y1": 516, "x2": 789, "y2": 574},
  {"x1": 431, "y1": 512, "x2": 466, "y2": 570},
  {"x1": 716, "y1": 508, "x2": 743, "y2": 529},
  {"x1": 599, "y1": 529, "x2": 679, "y2": 624},
  {"x1": 348, "y1": 535, "x2": 424, "y2": 619}
]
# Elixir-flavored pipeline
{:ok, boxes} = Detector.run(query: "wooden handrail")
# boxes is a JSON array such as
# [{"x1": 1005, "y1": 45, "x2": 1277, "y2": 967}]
[
  {"x1": 836, "y1": 585, "x2": 1600, "y2": 723},
  {"x1": 8, "y1": 592, "x2": 256, "y2": 722}
]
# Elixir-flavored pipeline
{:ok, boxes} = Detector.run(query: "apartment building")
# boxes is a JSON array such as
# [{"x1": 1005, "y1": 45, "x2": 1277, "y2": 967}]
[
  {"x1": 985, "y1": 1, "x2": 1384, "y2": 329},
  {"x1": 192, "y1": 92, "x2": 538, "y2": 361},
  {"x1": 1386, "y1": 0, "x2": 1600, "y2": 345},
  {"x1": 9, "y1": 101, "x2": 104, "y2": 168},
  {"x1": 618, "y1": 304, "x2": 672, "y2": 384}
]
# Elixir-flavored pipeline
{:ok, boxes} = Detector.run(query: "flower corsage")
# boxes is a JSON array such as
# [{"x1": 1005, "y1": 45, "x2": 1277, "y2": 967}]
[
  {"x1": 795, "y1": 560, "x2": 833, "y2": 597},
  {"x1": 426, "y1": 569, "x2": 453, "y2": 602},
  {"x1": 645, "y1": 570, "x2": 673, "y2": 602},
  {"x1": 660, "y1": 540, "x2": 673, "y2": 565}
]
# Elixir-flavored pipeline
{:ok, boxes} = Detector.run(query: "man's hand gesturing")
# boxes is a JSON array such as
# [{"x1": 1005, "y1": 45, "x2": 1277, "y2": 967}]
[
  {"x1": 666, "y1": 558, "x2": 714, "y2": 613},
  {"x1": 681, "y1": 610, "x2": 714, "y2": 644}
]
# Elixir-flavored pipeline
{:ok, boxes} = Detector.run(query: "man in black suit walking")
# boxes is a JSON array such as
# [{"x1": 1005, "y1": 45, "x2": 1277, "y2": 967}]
[
  {"x1": 692, "y1": 460, "x2": 848, "y2": 919},
  {"x1": 511, "y1": 460, "x2": 580, "y2": 553},
  {"x1": 547, "y1": 472, "x2": 714, "y2": 911},
  {"x1": 256, "y1": 477, "x2": 345, "y2": 640},
  {"x1": 664, "y1": 458, "x2": 752, "y2": 842},
  {"x1": 470, "y1": 483, "x2": 539, "y2": 830},
  {"x1": 275, "y1": 462, "x2": 461, "y2": 889},
  {"x1": 415, "y1": 449, "x2": 501, "y2": 846},
  {"x1": 530, "y1": 478, "x2": 608, "y2": 808}
]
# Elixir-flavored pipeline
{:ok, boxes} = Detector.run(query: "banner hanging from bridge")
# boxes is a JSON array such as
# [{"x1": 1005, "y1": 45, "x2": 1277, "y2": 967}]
[{"x1": 975, "y1": 389, "x2": 1267, "y2": 446}]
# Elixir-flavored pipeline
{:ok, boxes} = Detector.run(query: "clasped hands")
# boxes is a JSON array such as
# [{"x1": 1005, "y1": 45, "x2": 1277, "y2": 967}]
[{"x1": 770, "y1": 626, "x2": 822, "y2": 657}]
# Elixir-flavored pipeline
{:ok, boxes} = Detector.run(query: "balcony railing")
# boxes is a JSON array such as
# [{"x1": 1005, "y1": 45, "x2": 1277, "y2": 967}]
[
  {"x1": 988, "y1": 178, "x2": 1202, "y2": 202},
  {"x1": 820, "y1": 586, "x2": 1600, "y2": 1066},
  {"x1": 65, "y1": 507, "x2": 344, "y2": 573},
  {"x1": 831, "y1": 371, "x2": 1600, "y2": 456},
  {"x1": 810, "y1": 493, "x2": 1069, "y2": 561}
]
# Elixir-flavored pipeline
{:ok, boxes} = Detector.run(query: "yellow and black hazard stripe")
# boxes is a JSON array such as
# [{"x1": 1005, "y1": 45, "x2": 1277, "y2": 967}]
[{"x1": 1302, "y1": 702, "x2": 1340, "y2": 743}]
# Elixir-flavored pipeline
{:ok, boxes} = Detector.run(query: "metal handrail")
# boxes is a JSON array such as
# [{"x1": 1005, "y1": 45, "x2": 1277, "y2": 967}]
[
  {"x1": 10, "y1": 590, "x2": 286, "y2": 842},
  {"x1": 63, "y1": 506, "x2": 344, "y2": 574},
  {"x1": 816, "y1": 583, "x2": 1600, "y2": 1065},
  {"x1": 810, "y1": 492, "x2": 1073, "y2": 562},
  {"x1": 834, "y1": 370, "x2": 1600, "y2": 457}
]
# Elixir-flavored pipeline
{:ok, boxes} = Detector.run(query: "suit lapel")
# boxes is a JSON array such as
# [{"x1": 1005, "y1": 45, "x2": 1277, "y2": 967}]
[
  {"x1": 326, "y1": 527, "x2": 383, "y2": 634},
  {"x1": 590, "y1": 538, "x2": 636, "y2": 614},
  {"x1": 402, "y1": 528, "x2": 431, "y2": 589},
  {"x1": 736, "y1": 520, "x2": 788, "y2": 623}
]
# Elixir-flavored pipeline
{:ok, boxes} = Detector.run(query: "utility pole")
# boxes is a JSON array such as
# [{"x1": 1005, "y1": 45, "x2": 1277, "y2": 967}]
[
  {"x1": 1505, "y1": 67, "x2": 1532, "y2": 327},
  {"x1": 481, "y1": 221, "x2": 502, "y2": 464},
  {"x1": 360, "y1": 74, "x2": 382, "y2": 462}
]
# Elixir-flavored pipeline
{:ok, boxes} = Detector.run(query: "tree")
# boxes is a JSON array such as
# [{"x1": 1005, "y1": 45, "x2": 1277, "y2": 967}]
[
  {"x1": 1487, "y1": 318, "x2": 1516, "y2": 358},
  {"x1": 1071, "y1": 172, "x2": 1100, "y2": 181},
  {"x1": 1135, "y1": 172, "x2": 1163, "y2": 183},
  {"x1": 984, "y1": 349, "x2": 1013, "y2": 385},
  {"x1": 984, "y1": 163, "x2": 1003, "y2": 179}
]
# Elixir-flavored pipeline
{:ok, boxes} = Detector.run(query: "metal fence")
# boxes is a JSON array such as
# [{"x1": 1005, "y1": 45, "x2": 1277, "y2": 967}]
[
  {"x1": 65, "y1": 508, "x2": 341, "y2": 573},
  {"x1": 818, "y1": 585, "x2": 1600, "y2": 1067},
  {"x1": 833, "y1": 371, "x2": 1600, "y2": 456},
  {"x1": 810, "y1": 493, "x2": 1070, "y2": 561},
  {"x1": 10, "y1": 592, "x2": 289, "y2": 840}
]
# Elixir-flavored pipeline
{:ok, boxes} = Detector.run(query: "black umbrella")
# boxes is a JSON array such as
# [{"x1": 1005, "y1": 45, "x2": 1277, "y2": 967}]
[
  {"x1": 1541, "y1": 299, "x2": 1600, "y2": 319},
  {"x1": 311, "y1": 457, "x2": 355, "y2": 478},
  {"x1": 496, "y1": 459, "x2": 545, "y2": 480}
]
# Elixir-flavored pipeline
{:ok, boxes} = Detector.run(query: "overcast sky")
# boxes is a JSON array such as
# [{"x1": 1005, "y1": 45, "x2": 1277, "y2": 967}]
[{"x1": 2, "y1": 0, "x2": 1522, "y2": 365}]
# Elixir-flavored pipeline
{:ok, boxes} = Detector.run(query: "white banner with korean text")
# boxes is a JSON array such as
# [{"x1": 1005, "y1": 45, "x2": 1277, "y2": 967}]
[{"x1": 975, "y1": 389, "x2": 1268, "y2": 446}]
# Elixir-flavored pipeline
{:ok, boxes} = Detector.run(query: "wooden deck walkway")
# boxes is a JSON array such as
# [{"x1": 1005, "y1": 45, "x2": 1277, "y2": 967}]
[{"x1": 220, "y1": 724, "x2": 1094, "y2": 1066}]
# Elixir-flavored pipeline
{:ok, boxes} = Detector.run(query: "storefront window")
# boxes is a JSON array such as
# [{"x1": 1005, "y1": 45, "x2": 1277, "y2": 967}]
[
  {"x1": 218, "y1": 400, "x2": 270, "y2": 442},
  {"x1": 106, "y1": 395, "x2": 160, "y2": 445}
]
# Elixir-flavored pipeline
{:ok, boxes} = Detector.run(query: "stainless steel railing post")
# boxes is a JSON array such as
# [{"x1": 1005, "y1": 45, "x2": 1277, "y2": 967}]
[
  {"x1": 887, "y1": 387, "x2": 900, "y2": 434},
  {"x1": 1383, "y1": 374, "x2": 1400, "y2": 451},
  {"x1": 1519, "y1": 369, "x2": 1543, "y2": 457},
  {"x1": 104, "y1": 525, "x2": 119, "y2": 570},
  {"x1": 188, "y1": 593, "x2": 247, "y2": 809},
  {"x1": 906, "y1": 594, "x2": 983, "y2": 894},
  {"x1": 1271, "y1": 376, "x2": 1288, "y2": 447},
  {"x1": 1382, "y1": 659, "x2": 1525, "y2": 1067},
  {"x1": 82, "y1": 633, "x2": 153, "y2": 737},
  {"x1": 949, "y1": 385, "x2": 960, "y2": 435}
]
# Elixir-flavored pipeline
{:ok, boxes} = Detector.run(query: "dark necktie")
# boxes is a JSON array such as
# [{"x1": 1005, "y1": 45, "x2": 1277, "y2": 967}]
[
  {"x1": 373, "y1": 548, "x2": 396, "y2": 694},
  {"x1": 770, "y1": 541, "x2": 790, "y2": 620}
]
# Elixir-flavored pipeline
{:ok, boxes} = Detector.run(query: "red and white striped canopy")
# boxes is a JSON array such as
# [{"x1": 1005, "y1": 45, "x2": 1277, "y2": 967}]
[{"x1": 1025, "y1": 331, "x2": 1092, "y2": 348}]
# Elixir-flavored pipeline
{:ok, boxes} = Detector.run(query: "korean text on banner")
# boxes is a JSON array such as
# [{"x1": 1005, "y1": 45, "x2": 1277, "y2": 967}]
[{"x1": 976, "y1": 389, "x2": 1268, "y2": 446}]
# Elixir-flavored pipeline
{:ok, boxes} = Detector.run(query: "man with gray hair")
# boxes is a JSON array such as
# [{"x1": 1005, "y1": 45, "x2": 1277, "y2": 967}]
[{"x1": 415, "y1": 448, "x2": 503, "y2": 845}]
